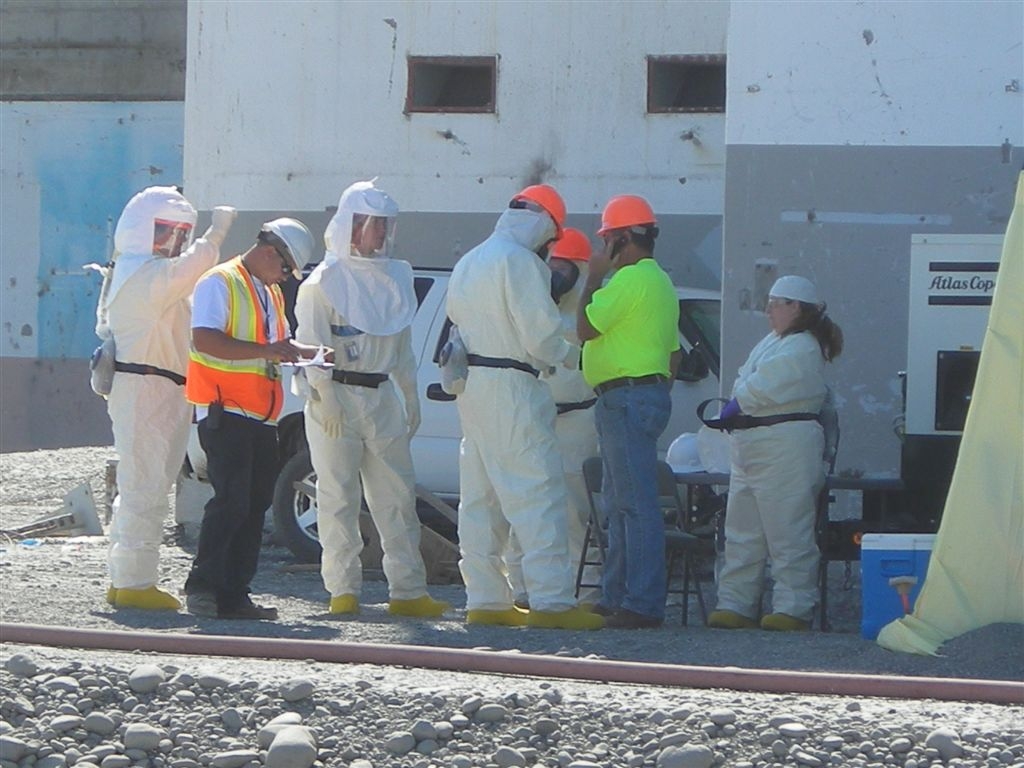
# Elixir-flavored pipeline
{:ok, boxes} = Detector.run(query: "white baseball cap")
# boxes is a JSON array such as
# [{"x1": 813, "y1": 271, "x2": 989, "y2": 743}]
[{"x1": 769, "y1": 275, "x2": 819, "y2": 305}]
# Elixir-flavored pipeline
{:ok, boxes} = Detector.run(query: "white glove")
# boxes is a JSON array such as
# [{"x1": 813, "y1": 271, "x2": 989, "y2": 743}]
[
  {"x1": 406, "y1": 399, "x2": 421, "y2": 438},
  {"x1": 562, "y1": 343, "x2": 581, "y2": 370},
  {"x1": 310, "y1": 383, "x2": 345, "y2": 439},
  {"x1": 203, "y1": 206, "x2": 237, "y2": 248}
]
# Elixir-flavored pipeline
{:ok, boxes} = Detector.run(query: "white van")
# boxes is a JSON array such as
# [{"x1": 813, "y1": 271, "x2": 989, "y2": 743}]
[{"x1": 188, "y1": 267, "x2": 721, "y2": 561}]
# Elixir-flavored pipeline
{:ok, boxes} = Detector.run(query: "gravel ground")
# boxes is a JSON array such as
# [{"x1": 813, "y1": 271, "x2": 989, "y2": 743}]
[{"x1": 1, "y1": 447, "x2": 1022, "y2": 768}]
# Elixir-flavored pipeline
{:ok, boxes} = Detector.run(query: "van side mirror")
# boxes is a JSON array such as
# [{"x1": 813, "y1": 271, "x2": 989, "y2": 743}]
[{"x1": 676, "y1": 348, "x2": 710, "y2": 383}]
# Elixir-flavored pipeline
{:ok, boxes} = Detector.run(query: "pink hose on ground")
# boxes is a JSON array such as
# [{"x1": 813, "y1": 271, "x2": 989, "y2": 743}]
[{"x1": 1, "y1": 623, "x2": 1020, "y2": 705}]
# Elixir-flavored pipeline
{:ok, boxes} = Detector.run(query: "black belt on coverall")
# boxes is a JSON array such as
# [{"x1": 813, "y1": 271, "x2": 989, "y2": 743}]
[
  {"x1": 114, "y1": 361, "x2": 186, "y2": 386},
  {"x1": 728, "y1": 412, "x2": 819, "y2": 430},
  {"x1": 697, "y1": 397, "x2": 821, "y2": 432},
  {"x1": 556, "y1": 398, "x2": 598, "y2": 415},
  {"x1": 466, "y1": 354, "x2": 539, "y2": 378},
  {"x1": 332, "y1": 370, "x2": 389, "y2": 388},
  {"x1": 593, "y1": 374, "x2": 667, "y2": 396}
]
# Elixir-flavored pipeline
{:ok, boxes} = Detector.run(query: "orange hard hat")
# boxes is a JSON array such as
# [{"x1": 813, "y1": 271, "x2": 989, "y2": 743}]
[
  {"x1": 550, "y1": 227, "x2": 592, "y2": 262},
  {"x1": 511, "y1": 184, "x2": 567, "y2": 234},
  {"x1": 597, "y1": 194, "x2": 657, "y2": 236}
]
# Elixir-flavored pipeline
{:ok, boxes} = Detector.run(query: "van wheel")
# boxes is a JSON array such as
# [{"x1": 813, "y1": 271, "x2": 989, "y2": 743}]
[{"x1": 272, "y1": 448, "x2": 322, "y2": 563}]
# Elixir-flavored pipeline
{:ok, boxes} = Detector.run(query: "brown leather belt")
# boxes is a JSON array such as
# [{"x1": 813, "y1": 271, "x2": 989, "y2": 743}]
[{"x1": 594, "y1": 374, "x2": 667, "y2": 396}]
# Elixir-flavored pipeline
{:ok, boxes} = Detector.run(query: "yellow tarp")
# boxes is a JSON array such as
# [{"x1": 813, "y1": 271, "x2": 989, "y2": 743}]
[{"x1": 877, "y1": 171, "x2": 1024, "y2": 656}]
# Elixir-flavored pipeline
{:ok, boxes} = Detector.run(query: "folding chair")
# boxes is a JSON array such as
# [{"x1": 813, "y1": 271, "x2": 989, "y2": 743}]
[
  {"x1": 655, "y1": 460, "x2": 709, "y2": 626},
  {"x1": 574, "y1": 457, "x2": 607, "y2": 599},
  {"x1": 575, "y1": 456, "x2": 708, "y2": 626}
]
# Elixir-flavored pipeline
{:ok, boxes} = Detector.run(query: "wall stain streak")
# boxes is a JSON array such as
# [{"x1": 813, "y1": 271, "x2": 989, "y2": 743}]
[
  {"x1": 384, "y1": 18, "x2": 398, "y2": 97},
  {"x1": 437, "y1": 130, "x2": 470, "y2": 156}
]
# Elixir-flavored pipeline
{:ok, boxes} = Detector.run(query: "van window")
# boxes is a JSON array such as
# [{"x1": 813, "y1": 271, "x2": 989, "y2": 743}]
[{"x1": 679, "y1": 298, "x2": 720, "y2": 378}]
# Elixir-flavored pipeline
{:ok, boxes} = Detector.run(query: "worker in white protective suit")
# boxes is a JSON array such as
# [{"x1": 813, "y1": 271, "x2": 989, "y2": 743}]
[
  {"x1": 294, "y1": 180, "x2": 449, "y2": 618},
  {"x1": 505, "y1": 227, "x2": 602, "y2": 609},
  {"x1": 102, "y1": 186, "x2": 236, "y2": 610},
  {"x1": 708, "y1": 275, "x2": 844, "y2": 632},
  {"x1": 447, "y1": 185, "x2": 604, "y2": 631}
]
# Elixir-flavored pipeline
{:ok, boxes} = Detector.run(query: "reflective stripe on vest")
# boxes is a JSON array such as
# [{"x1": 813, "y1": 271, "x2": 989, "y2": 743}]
[{"x1": 185, "y1": 257, "x2": 287, "y2": 421}]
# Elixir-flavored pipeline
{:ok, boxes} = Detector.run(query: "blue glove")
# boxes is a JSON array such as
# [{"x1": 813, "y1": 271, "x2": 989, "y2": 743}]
[{"x1": 720, "y1": 397, "x2": 741, "y2": 420}]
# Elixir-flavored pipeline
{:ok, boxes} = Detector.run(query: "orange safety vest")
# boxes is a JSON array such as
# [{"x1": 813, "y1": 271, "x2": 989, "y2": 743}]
[{"x1": 185, "y1": 257, "x2": 287, "y2": 422}]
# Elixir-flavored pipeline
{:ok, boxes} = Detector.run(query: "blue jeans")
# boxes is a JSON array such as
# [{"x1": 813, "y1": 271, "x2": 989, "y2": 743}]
[{"x1": 595, "y1": 383, "x2": 672, "y2": 619}]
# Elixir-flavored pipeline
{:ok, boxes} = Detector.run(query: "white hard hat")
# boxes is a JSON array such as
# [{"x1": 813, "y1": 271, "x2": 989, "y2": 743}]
[
  {"x1": 261, "y1": 218, "x2": 314, "y2": 280},
  {"x1": 769, "y1": 275, "x2": 819, "y2": 305},
  {"x1": 667, "y1": 433, "x2": 704, "y2": 473}
]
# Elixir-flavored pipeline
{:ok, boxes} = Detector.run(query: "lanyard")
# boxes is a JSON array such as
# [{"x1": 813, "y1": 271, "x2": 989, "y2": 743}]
[{"x1": 253, "y1": 280, "x2": 272, "y2": 342}]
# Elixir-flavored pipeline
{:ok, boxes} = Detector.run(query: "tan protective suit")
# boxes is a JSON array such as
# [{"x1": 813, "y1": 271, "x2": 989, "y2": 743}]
[
  {"x1": 105, "y1": 190, "x2": 219, "y2": 590},
  {"x1": 295, "y1": 197, "x2": 429, "y2": 602},
  {"x1": 447, "y1": 208, "x2": 579, "y2": 612},
  {"x1": 716, "y1": 331, "x2": 827, "y2": 622}
]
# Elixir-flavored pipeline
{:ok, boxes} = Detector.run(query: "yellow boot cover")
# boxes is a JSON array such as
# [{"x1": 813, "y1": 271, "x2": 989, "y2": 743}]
[
  {"x1": 708, "y1": 609, "x2": 759, "y2": 629},
  {"x1": 466, "y1": 608, "x2": 529, "y2": 627},
  {"x1": 329, "y1": 594, "x2": 360, "y2": 615},
  {"x1": 527, "y1": 606, "x2": 604, "y2": 631},
  {"x1": 760, "y1": 613, "x2": 810, "y2": 632},
  {"x1": 105, "y1": 585, "x2": 118, "y2": 606},
  {"x1": 113, "y1": 586, "x2": 181, "y2": 611},
  {"x1": 388, "y1": 595, "x2": 450, "y2": 618}
]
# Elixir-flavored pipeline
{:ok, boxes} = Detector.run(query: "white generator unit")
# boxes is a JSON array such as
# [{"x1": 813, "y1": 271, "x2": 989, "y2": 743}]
[
  {"x1": 899, "y1": 234, "x2": 1002, "y2": 530},
  {"x1": 906, "y1": 234, "x2": 1002, "y2": 435}
]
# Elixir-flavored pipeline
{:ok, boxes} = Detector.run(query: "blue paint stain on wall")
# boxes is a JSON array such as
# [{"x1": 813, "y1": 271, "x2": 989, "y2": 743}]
[{"x1": 34, "y1": 103, "x2": 183, "y2": 358}]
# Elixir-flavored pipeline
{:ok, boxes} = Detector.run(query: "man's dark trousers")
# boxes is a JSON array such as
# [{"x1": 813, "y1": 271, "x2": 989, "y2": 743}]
[{"x1": 185, "y1": 411, "x2": 279, "y2": 612}]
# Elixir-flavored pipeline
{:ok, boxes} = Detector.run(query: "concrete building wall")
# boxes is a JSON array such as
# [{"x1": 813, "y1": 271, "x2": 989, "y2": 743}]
[
  {"x1": 0, "y1": 0, "x2": 186, "y2": 100},
  {"x1": 0, "y1": 0, "x2": 187, "y2": 452},
  {"x1": 722, "y1": 0, "x2": 1023, "y2": 476},
  {"x1": 183, "y1": 0, "x2": 729, "y2": 285}
]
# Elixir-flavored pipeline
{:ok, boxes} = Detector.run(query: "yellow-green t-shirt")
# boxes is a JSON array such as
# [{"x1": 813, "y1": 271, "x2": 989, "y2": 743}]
[{"x1": 582, "y1": 258, "x2": 680, "y2": 388}]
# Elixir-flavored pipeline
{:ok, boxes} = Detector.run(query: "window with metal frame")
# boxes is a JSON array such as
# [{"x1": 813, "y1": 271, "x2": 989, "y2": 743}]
[
  {"x1": 647, "y1": 54, "x2": 726, "y2": 113},
  {"x1": 406, "y1": 56, "x2": 497, "y2": 113}
]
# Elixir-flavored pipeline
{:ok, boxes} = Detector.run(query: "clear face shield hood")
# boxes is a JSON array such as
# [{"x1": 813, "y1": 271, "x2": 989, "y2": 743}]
[
  {"x1": 324, "y1": 180, "x2": 400, "y2": 262},
  {"x1": 152, "y1": 218, "x2": 195, "y2": 259},
  {"x1": 349, "y1": 213, "x2": 398, "y2": 259}
]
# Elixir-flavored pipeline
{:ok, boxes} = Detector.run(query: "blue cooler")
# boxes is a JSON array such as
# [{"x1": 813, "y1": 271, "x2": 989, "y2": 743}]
[{"x1": 860, "y1": 533, "x2": 936, "y2": 640}]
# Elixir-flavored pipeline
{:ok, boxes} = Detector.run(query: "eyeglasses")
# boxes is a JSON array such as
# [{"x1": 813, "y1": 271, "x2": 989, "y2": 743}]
[
  {"x1": 272, "y1": 246, "x2": 292, "y2": 275},
  {"x1": 766, "y1": 298, "x2": 794, "y2": 308}
]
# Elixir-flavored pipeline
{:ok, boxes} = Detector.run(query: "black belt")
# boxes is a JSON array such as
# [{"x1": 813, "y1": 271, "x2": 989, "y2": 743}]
[
  {"x1": 594, "y1": 374, "x2": 667, "y2": 396},
  {"x1": 730, "y1": 412, "x2": 820, "y2": 430},
  {"x1": 697, "y1": 398, "x2": 821, "y2": 432},
  {"x1": 114, "y1": 361, "x2": 186, "y2": 386},
  {"x1": 556, "y1": 398, "x2": 597, "y2": 415},
  {"x1": 332, "y1": 370, "x2": 388, "y2": 388},
  {"x1": 466, "y1": 354, "x2": 539, "y2": 378}
]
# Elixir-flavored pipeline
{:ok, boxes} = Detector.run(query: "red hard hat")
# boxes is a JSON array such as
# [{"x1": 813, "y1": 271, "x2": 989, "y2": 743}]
[
  {"x1": 511, "y1": 184, "x2": 567, "y2": 234},
  {"x1": 597, "y1": 194, "x2": 657, "y2": 236},
  {"x1": 550, "y1": 227, "x2": 592, "y2": 262}
]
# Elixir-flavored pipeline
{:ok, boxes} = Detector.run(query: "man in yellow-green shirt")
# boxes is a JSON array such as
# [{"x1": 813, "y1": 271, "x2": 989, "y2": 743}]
[{"x1": 577, "y1": 194, "x2": 681, "y2": 629}]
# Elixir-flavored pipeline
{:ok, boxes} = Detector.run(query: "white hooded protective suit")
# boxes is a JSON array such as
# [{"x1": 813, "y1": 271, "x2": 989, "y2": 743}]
[
  {"x1": 506, "y1": 263, "x2": 600, "y2": 605},
  {"x1": 716, "y1": 330, "x2": 827, "y2": 621},
  {"x1": 105, "y1": 187, "x2": 219, "y2": 590},
  {"x1": 295, "y1": 182, "x2": 429, "y2": 601},
  {"x1": 447, "y1": 208, "x2": 579, "y2": 612}
]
